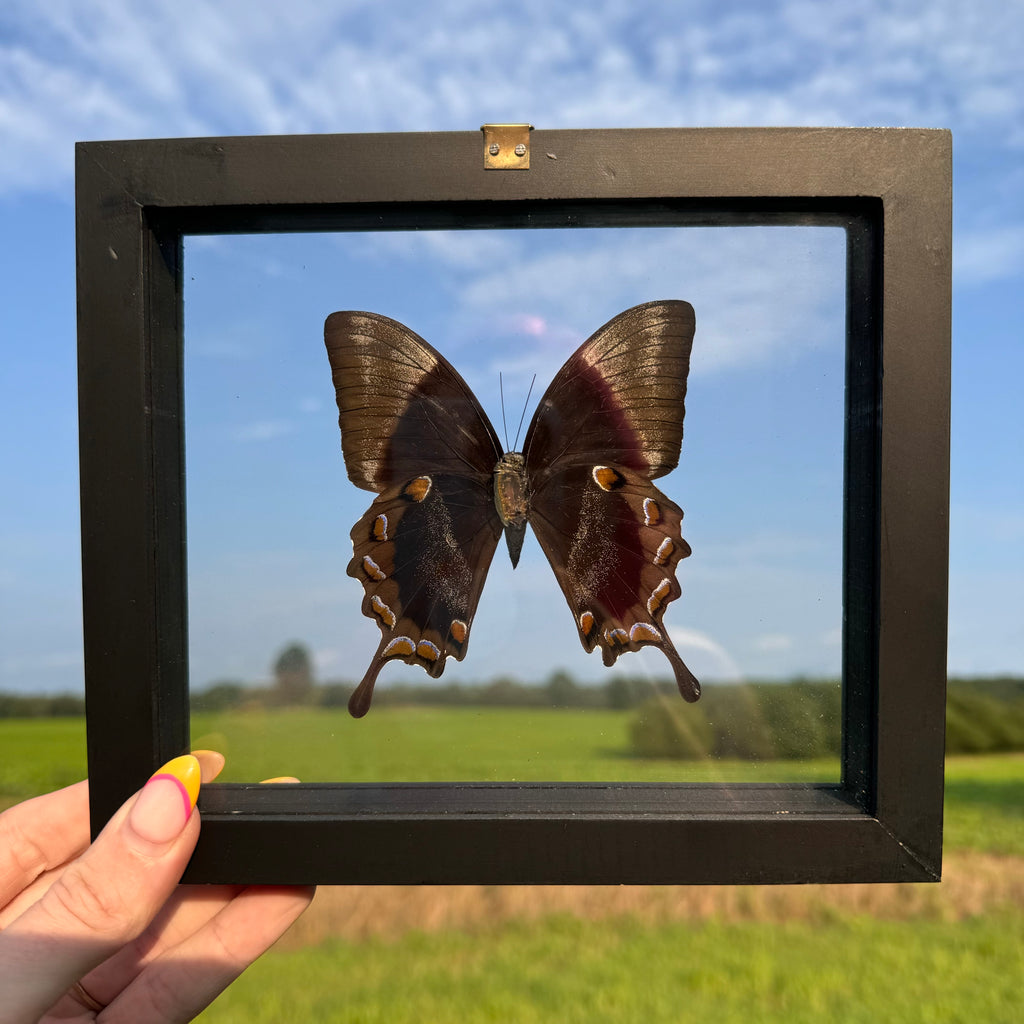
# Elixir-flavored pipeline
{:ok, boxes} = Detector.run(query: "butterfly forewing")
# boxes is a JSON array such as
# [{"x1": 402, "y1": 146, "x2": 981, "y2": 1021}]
[
  {"x1": 523, "y1": 301, "x2": 695, "y2": 483},
  {"x1": 326, "y1": 312, "x2": 506, "y2": 716},
  {"x1": 325, "y1": 311, "x2": 504, "y2": 491}
]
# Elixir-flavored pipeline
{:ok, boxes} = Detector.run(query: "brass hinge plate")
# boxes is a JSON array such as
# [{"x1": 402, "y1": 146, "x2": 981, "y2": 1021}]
[{"x1": 481, "y1": 123, "x2": 534, "y2": 169}]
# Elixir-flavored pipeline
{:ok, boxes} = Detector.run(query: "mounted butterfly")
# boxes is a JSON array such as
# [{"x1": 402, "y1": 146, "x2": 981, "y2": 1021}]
[{"x1": 325, "y1": 300, "x2": 700, "y2": 718}]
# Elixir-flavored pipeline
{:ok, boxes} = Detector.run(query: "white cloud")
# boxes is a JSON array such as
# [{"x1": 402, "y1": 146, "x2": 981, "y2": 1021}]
[
  {"x1": 230, "y1": 419, "x2": 295, "y2": 442},
  {"x1": 4, "y1": 0, "x2": 1021, "y2": 691},
  {"x1": 954, "y1": 224, "x2": 1024, "y2": 287},
  {"x1": 360, "y1": 231, "x2": 513, "y2": 273},
  {"x1": 666, "y1": 625, "x2": 743, "y2": 681},
  {"x1": 313, "y1": 646, "x2": 344, "y2": 673},
  {"x1": 2, "y1": 0, "x2": 1022, "y2": 198},
  {"x1": 753, "y1": 633, "x2": 793, "y2": 653},
  {"x1": 381, "y1": 225, "x2": 846, "y2": 395},
  {"x1": 1, "y1": 650, "x2": 84, "y2": 674},
  {"x1": 191, "y1": 337, "x2": 251, "y2": 359},
  {"x1": 951, "y1": 504, "x2": 1024, "y2": 545}
]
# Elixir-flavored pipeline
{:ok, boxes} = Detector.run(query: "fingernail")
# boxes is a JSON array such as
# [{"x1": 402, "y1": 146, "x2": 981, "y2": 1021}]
[
  {"x1": 128, "y1": 755, "x2": 201, "y2": 843},
  {"x1": 260, "y1": 776, "x2": 300, "y2": 784},
  {"x1": 192, "y1": 749, "x2": 226, "y2": 783}
]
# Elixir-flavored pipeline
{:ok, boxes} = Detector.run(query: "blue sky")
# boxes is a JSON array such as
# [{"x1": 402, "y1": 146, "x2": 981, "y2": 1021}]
[{"x1": 1, "y1": 0, "x2": 1021, "y2": 695}]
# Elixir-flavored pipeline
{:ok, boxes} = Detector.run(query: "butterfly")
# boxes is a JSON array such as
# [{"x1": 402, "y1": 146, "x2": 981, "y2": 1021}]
[{"x1": 325, "y1": 300, "x2": 700, "y2": 718}]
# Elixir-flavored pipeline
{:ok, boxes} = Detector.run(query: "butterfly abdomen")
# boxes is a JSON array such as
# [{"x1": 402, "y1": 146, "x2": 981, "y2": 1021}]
[{"x1": 493, "y1": 451, "x2": 530, "y2": 568}]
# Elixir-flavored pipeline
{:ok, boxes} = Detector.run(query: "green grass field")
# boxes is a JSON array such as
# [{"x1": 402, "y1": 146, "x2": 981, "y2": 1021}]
[
  {"x1": 203, "y1": 914, "x2": 1024, "y2": 1024},
  {"x1": 3, "y1": 709, "x2": 1022, "y2": 1023},
  {"x1": 190, "y1": 704, "x2": 842, "y2": 783},
  {"x1": 3, "y1": 708, "x2": 1021, "y2": 855}
]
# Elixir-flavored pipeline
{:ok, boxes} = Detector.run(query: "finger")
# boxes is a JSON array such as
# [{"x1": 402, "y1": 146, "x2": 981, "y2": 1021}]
[
  {"x1": 0, "y1": 751, "x2": 222, "y2": 931},
  {"x1": 0, "y1": 780, "x2": 90, "y2": 912},
  {"x1": 75, "y1": 770, "x2": 298, "y2": 1000},
  {"x1": 0, "y1": 756, "x2": 202, "y2": 1023},
  {"x1": 103, "y1": 885, "x2": 316, "y2": 1023},
  {"x1": 71, "y1": 883, "x2": 245, "y2": 1006}
]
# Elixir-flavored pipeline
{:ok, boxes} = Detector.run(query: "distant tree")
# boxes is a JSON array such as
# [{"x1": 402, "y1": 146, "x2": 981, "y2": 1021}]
[
  {"x1": 193, "y1": 680, "x2": 248, "y2": 711},
  {"x1": 48, "y1": 694, "x2": 86, "y2": 716},
  {"x1": 273, "y1": 642, "x2": 314, "y2": 705},
  {"x1": 483, "y1": 676, "x2": 529, "y2": 705},
  {"x1": 318, "y1": 682, "x2": 354, "y2": 708},
  {"x1": 545, "y1": 670, "x2": 579, "y2": 708},
  {"x1": 606, "y1": 675, "x2": 643, "y2": 710}
]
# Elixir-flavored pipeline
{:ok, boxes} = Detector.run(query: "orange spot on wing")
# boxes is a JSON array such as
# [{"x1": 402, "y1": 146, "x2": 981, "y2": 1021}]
[
  {"x1": 403, "y1": 476, "x2": 432, "y2": 502},
  {"x1": 382, "y1": 636, "x2": 415, "y2": 657},
  {"x1": 592, "y1": 466, "x2": 625, "y2": 491},
  {"x1": 647, "y1": 578, "x2": 671, "y2": 616},
  {"x1": 630, "y1": 622, "x2": 662, "y2": 644},
  {"x1": 450, "y1": 620, "x2": 468, "y2": 644},
  {"x1": 362, "y1": 555, "x2": 387, "y2": 581},
  {"x1": 370, "y1": 595, "x2": 396, "y2": 628},
  {"x1": 654, "y1": 538, "x2": 674, "y2": 566},
  {"x1": 416, "y1": 639, "x2": 440, "y2": 661}
]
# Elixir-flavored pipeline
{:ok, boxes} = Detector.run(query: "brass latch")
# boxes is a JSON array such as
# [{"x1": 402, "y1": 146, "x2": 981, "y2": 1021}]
[{"x1": 481, "y1": 124, "x2": 534, "y2": 169}]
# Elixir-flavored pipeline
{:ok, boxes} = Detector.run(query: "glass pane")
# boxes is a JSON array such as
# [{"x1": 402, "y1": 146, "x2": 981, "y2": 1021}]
[{"x1": 184, "y1": 224, "x2": 845, "y2": 783}]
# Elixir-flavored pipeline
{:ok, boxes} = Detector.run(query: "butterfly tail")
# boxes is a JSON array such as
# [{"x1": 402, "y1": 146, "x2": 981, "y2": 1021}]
[
  {"x1": 348, "y1": 656, "x2": 387, "y2": 718},
  {"x1": 664, "y1": 639, "x2": 701, "y2": 703}
]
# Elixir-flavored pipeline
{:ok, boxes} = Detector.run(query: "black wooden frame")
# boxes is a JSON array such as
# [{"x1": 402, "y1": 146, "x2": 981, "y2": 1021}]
[{"x1": 76, "y1": 127, "x2": 951, "y2": 884}]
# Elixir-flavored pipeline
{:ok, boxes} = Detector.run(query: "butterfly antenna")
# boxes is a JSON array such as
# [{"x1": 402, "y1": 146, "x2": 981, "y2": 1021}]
[
  {"x1": 513, "y1": 374, "x2": 537, "y2": 451},
  {"x1": 500, "y1": 371, "x2": 510, "y2": 451}
]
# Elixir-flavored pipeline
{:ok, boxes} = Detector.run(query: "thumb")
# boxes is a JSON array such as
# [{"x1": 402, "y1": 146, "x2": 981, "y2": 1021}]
[{"x1": 0, "y1": 756, "x2": 202, "y2": 1022}]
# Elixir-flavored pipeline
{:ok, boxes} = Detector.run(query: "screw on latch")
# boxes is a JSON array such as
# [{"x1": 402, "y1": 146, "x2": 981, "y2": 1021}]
[{"x1": 481, "y1": 124, "x2": 533, "y2": 169}]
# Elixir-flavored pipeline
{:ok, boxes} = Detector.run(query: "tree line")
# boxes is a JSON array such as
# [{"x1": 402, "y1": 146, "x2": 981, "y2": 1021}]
[{"x1": 3, "y1": 640, "x2": 1022, "y2": 759}]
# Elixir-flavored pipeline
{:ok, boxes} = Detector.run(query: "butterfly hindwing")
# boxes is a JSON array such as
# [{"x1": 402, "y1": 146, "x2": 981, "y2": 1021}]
[
  {"x1": 528, "y1": 462, "x2": 699, "y2": 701},
  {"x1": 346, "y1": 473, "x2": 503, "y2": 716},
  {"x1": 325, "y1": 312, "x2": 505, "y2": 716}
]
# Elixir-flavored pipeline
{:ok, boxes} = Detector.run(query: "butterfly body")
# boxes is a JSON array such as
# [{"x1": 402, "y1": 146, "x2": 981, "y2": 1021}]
[
  {"x1": 326, "y1": 301, "x2": 699, "y2": 718},
  {"x1": 493, "y1": 451, "x2": 530, "y2": 565}
]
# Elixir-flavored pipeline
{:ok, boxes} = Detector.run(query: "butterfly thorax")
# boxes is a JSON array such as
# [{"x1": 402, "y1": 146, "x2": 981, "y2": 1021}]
[
  {"x1": 494, "y1": 451, "x2": 530, "y2": 568},
  {"x1": 493, "y1": 451, "x2": 529, "y2": 526}
]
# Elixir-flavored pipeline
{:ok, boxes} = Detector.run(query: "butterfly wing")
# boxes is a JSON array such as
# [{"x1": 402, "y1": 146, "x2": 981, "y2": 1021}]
[
  {"x1": 523, "y1": 301, "x2": 700, "y2": 701},
  {"x1": 528, "y1": 463, "x2": 699, "y2": 701},
  {"x1": 325, "y1": 312, "x2": 505, "y2": 716},
  {"x1": 326, "y1": 311, "x2": 504, "y2": 492}
]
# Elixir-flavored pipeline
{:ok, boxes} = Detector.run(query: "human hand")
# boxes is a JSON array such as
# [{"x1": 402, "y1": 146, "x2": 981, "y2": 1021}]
[{"x1": 0, "y1": 752, "x2": 315, "y2": 1022}]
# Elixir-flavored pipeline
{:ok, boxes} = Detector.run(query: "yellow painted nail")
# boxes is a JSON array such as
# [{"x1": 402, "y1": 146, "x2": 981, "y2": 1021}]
[
  {"x1": 151, "y1": 755, "x2": 202, "y2": 815},
  {"x1": 128, "y1": 754, "x2": 202, "y2": 844}
]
